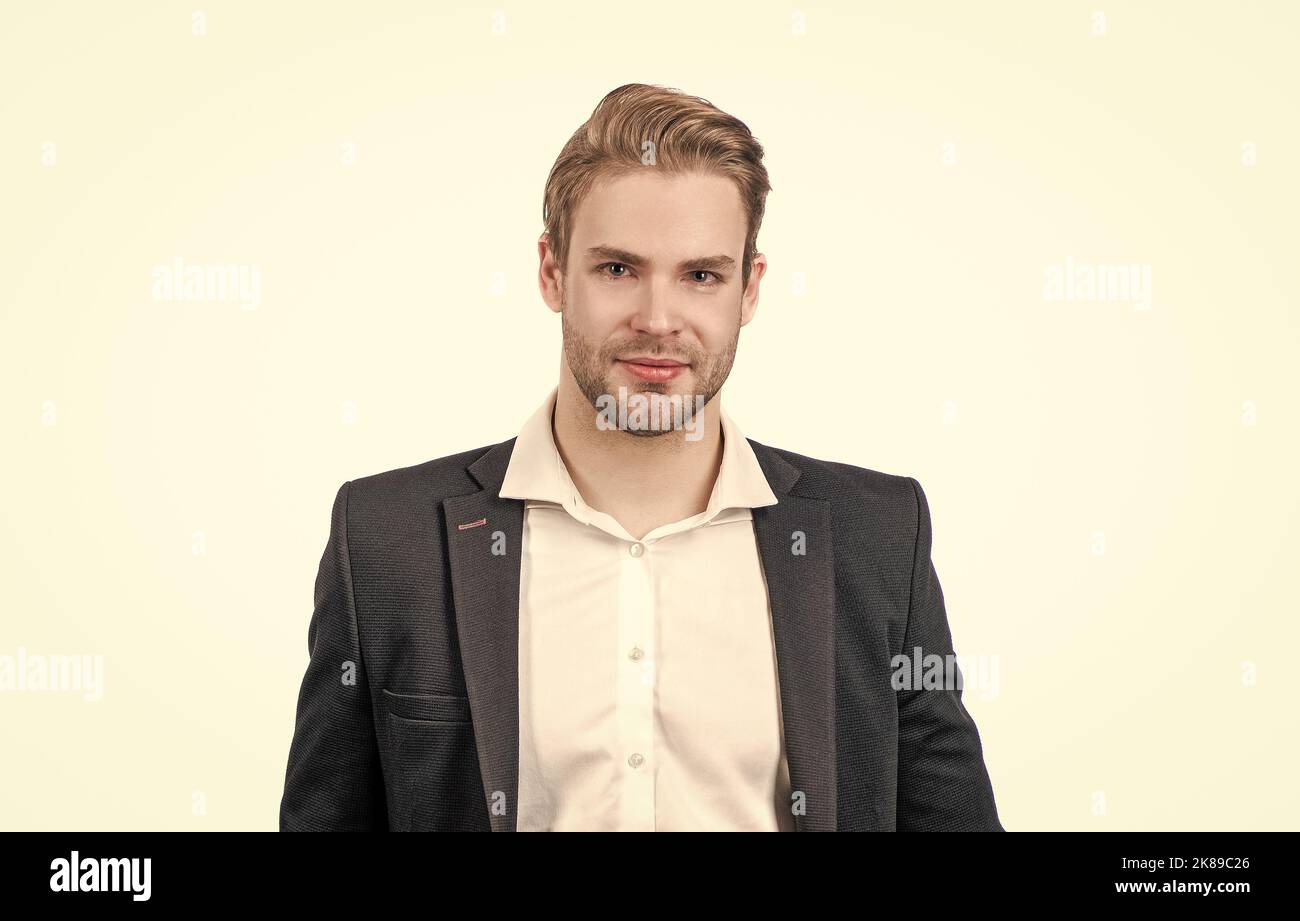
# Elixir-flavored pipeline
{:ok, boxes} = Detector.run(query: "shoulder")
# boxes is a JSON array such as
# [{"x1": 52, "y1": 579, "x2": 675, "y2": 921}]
[
  {"x1": 336, "y1": 438, "x2": 513, "y2": 515},
  {"x1": 748, "y1": 439, "x2": 917, "y2": 501},
  {"x1": 748, "y1": 439, "x2": 929, "y2": 534}
]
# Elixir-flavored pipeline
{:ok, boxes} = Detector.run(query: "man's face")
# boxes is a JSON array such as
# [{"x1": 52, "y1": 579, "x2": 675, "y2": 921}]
[{"x1": 540, "y1": 170, "x2": 765, "y2": 434}]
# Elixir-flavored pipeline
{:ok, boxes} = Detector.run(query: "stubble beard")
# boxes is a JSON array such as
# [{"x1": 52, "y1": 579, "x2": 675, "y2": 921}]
[{"x1": 560, "y1": 297, "x2": 739, "y2": 439}]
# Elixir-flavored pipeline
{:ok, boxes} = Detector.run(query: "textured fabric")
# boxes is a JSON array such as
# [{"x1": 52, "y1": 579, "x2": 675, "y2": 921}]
[
  {"x1": 500, "y1": 388, "x2": 793, "y2": 831},
  {"x1": 279, "y1": 426, "x2": 1003, "y2": 832}
]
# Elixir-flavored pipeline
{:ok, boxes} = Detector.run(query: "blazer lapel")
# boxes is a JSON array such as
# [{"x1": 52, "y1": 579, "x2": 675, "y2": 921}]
[
  {"x1": 749, "y1": 440, "x2": 838, "y2": 831},
  {"x1": 443, "y1": 438, "x2": 522, "y2": 832}
]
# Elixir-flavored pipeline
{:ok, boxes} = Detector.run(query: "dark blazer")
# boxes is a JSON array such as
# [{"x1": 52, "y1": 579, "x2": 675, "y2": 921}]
[{"x1": 279, "y1": 436, "x2": 1003, "y2": 831}]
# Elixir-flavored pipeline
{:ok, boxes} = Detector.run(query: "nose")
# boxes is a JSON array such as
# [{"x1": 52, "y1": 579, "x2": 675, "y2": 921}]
[{"x1": 629, "y1": 276, "x2": 686, "y2": 338}]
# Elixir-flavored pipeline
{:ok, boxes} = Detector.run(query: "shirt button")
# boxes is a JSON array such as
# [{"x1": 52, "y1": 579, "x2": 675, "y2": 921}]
[
  {"x1": 629, "y1": 542, "x2": 644, "y2": 557},
  {"x1": 628, "y1": 646, "x2": 644, "y2": 661},
  {"x1": 628, "y1": 753, "x2": 645, "y2": 769}
]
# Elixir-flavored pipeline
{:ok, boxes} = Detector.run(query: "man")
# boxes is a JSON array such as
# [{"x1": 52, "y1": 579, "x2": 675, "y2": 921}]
[{"x1": 279, "y1": 83, "x2": 1002, "y2": 832}]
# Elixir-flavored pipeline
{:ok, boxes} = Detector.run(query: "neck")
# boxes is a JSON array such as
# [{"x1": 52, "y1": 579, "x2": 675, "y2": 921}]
[{"x1": 552, "y1": 368, "x2": 723, "y2": 540}]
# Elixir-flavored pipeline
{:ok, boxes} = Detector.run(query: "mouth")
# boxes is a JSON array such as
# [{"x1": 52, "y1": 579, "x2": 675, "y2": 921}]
[{"x1": 616, "y1": 357, "x2": 689, "y2": 383}]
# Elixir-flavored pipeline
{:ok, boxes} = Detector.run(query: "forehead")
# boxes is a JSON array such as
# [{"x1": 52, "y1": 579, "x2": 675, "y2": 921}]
[{"x1": 569, "y1": 170, "x2": 746, "y2": 256}]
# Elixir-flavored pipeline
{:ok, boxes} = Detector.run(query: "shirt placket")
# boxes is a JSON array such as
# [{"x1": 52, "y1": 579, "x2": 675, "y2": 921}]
[{"x1": 615, "y1": 536, "x2": 657, "y2": 831}]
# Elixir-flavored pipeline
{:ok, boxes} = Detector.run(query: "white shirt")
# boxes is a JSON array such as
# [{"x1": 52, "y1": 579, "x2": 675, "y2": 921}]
[{"x1": 500, "y1": 387, "x2": 795, "y2": 831}]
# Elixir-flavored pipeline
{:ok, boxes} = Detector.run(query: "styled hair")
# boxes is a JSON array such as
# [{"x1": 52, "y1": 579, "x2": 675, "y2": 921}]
[{"x1": 543, "y1": 83, "x2": 771, "y2": 291}]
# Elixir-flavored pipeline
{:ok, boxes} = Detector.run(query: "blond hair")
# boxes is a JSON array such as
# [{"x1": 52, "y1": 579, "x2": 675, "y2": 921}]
[{"x1": 543, "y1": 83, "x2": 771, "y2": 290}]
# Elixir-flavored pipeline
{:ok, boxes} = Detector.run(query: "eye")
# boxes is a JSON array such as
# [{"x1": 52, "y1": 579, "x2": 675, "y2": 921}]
[
  {"x1": 689, "y1": 270, "x2": 721, "y2": 286},
  {"x1": 597, "y1": 262, "x2": 632, "y2": 279}
]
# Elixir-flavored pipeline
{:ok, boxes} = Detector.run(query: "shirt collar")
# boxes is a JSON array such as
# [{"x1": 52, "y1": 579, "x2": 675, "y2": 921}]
[{"x1": 499, "y1": 386, "x2": 778, "y2": 524}]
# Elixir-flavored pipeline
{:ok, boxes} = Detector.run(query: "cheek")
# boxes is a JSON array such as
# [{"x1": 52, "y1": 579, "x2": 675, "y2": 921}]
[
  {"x1": 696, "y1": 318, "x2": 739, "y2": 354},
  {"x1": 567, "y1": 283, "x2": 632, "y2": 333}
]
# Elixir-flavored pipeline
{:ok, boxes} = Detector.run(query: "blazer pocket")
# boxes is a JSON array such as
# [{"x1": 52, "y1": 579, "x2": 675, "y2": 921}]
[{"x1": 382, "y1": 688, "x2": 472, "y2": 723}]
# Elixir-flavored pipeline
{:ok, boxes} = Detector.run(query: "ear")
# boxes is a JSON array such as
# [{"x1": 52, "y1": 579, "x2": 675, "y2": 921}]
[
  {"x1": 538, "y1": 232, "x2": 564, "y2": 314},
  {"x1": 739, "y1": 252, "x2": 767, "y2": 327}
]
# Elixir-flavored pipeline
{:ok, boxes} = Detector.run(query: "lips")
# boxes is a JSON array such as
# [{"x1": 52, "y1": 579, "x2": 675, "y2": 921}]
[
  {"x1": 620, "y1": 357, "x2": 687, "y2": 367},
  {"x1": 617, "y1": 357, "x2": 688, "y2": 383}
]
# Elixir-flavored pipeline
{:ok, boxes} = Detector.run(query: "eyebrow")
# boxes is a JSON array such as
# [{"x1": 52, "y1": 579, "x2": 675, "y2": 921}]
[{"x1": 583, "y1": 245, "x2": 736, "y2": 274}]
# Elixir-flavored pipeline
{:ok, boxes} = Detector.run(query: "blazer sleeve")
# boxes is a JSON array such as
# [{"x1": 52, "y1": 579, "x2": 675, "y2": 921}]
[
  {"x1": 895, "y1": 477, "x2": 1004, "y2": 831},
  {"x1": 279, "y1": 481, "x2": 388, "y2": 831}
]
